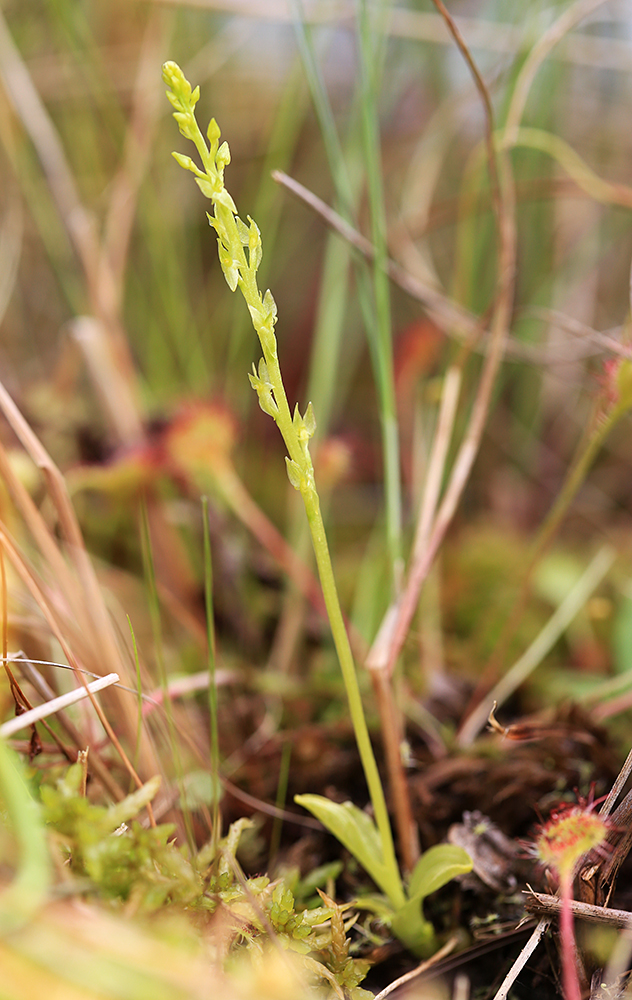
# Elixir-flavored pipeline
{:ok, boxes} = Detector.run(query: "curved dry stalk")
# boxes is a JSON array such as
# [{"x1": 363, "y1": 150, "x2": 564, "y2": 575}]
[
  {"x1": 0, "y1": 9, "x2": 142, "y2": 442},
  {"x1": 429, "y1": 0, "x2": 502, "y2": 227},
  {"x1": 507, "y1": 127, "x2": 632, "y2": 209},
  {"x1": 101, "y1": 10, "x2": 173, "y2": 313},
  {"x1": 491, "y1": 919, "x2": 550, "y2": 1000},
  {"x1": 504, "y1": 0, "x2": 610, "y2": 145},
  {"x1": 273, "y1": 167, "x2": 484, "y2": 346},
  {"x1": 0, "y1": 672, "x2": 120, "y2": 738},
  {"x1": 275, "y1": 168, "x2": 632, "y2": 372},
  {"x1": 372, "y1": 935, "x2": 458, "y2": 1000}
]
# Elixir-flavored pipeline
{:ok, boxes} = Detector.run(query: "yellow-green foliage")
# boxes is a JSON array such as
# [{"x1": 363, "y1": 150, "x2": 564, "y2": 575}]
[{"x1": 35, "y1": 761, "x2": 372, "y2": 996}]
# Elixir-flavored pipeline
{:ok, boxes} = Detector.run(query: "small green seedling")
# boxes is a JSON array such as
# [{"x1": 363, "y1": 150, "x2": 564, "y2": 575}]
[{"x1": 162, "y1": 61, "x2": 471, "y2": 955}]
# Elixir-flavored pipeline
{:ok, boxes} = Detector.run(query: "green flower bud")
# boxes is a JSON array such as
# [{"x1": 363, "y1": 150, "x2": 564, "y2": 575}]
[
  {"x1": 285, "y1": 458, "x2": 303, "y2": 491},
  {"x1": 171, "y1": 151, "x2": 195, "y2": 171},
  {"x1": 207, "y1": 118, "x2": 221, "y2": 146},
  {"x1": 247, "y1": 216, "x2": 262, "y2": 271},
  {"x1": 217, "y1": 240, "x2": 239, "y2": 291},
  {"x1": 216, "y1": 141, "x2": 231, "y2": 172},
  {"x1": 303, "y1": 401, "x2": 316, "y2": 438},
  {"x1": 262, "y1": 289, "x2": 277, "y2": 324},
  {"x1": 162, "y1": 61, "x2": 189, "y2": 99},
  {"x1": 195, "y1": 175, "x2": 216, "y2": 200},
  {"x1": 248, "y1": 361, "x2": 278, "y2": 418}
]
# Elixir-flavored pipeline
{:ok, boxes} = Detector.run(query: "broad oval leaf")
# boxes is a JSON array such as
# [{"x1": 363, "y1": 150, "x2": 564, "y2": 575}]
[
  {"x1": 390, "y1": 844, "x2": 472, "y2": 957},
  {"x1": 408, "y1": 844, "x2": 472, "y2": 902},
  {"x1": 294, "y1": 794, "x2": 403, "y2": 907}
]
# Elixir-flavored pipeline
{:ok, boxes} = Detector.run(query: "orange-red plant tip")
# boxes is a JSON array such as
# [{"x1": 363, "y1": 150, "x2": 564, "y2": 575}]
[
  {"x1": 314, "y1": 436, "x2": 354, "y2": 490},
  {"x1": 162, "y1": 400, "x2": 239, "y2": 480}
]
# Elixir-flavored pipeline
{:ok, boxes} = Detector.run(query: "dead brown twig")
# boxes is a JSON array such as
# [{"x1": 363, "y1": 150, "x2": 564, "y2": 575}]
[{"x1": 524, "y1": 890, "x2": 632, "y2": 930}]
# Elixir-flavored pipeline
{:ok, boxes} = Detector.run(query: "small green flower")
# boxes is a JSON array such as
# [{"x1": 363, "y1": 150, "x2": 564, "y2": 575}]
[{"x1": 248, "y1": 360, "x2": 278, "y2": 418}]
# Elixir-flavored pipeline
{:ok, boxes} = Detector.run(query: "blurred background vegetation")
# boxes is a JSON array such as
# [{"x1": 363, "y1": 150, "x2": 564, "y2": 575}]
[
  {"x1": 2, "y1": 1, "x2": 632, "y2": 685},
  {"x1": 2, "y1": 1, "x2": 632, "y2": 994}
]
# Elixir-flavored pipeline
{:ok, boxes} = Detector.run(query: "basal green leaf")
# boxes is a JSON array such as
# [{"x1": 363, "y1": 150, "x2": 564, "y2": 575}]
[
  {"x1": 294, "y1": 794, "x2": 399, "y2": 905},
  {"x1": 408, "y1": 844, "x2": 472, "y2": 901},
  {"x1": 390, "y1": 844, "x2": 472, "y2": 956},
  {"x1": 389, "y1": 895, "x2": 435, "y2": 956}
]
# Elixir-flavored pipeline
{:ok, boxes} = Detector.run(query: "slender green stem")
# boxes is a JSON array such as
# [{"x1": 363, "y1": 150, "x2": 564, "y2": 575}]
[
  {"x1": 127, "y1": 615, "x2": 143, "y2": 773},
  {"x1": 0, "y1": 739, "x2": 50, "y2": 931},
  {"x1": 529, "y1": 407, "x2": 619, "y2": 570},
  {"x1": 202, "y1": 495, "x2": 221, "y2": 847},
  {"x1": 304, "y1": 490, "x2": 403, "y2": 905}
]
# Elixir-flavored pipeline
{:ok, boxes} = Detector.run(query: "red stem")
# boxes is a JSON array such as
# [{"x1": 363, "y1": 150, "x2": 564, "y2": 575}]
[{"x1": 560, "y1": 873, "x2": 582, "y2": 1000}]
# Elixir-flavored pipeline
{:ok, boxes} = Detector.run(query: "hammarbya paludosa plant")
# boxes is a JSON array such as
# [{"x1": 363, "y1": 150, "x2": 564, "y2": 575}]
[{"x1": 162, "y1": 61, "x2": 471, "y2": 955}]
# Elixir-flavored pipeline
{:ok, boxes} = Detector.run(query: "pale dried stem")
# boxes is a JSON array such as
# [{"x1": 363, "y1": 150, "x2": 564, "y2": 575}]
[
  {"x1": 504, "y1": 0, "x2": 610, "y2": 146},
  {"x1": 0, "y1": 10, "x2": 142, "y2": 441},
  {"x1": 0, "y1": 673, "x2": 120, "y2": 738},
  {"x1": 363, "y1": 367, "x2": 461, "y2": 867},
  {"x1": 369, "y1": 668, "x2": 419, "y2": 871},
  {"x1": 373, "y1": 935, "x2": 458, "y2": 1000},
  {"x1": 411, "y1": 365, "x2": 462, "y2": 573},
  {"x1": 0, "y1": 10, "x2": 100, "y2": 288},
  {"x1": 491, "y1": 918, "x2": 550, "y2": 1000},
  {"x1": 599, "y1": 746, "x2": 632, "y2": 819},
  {"x1": 13, "y1": 656, "x2": 124, "y2": 799}
]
